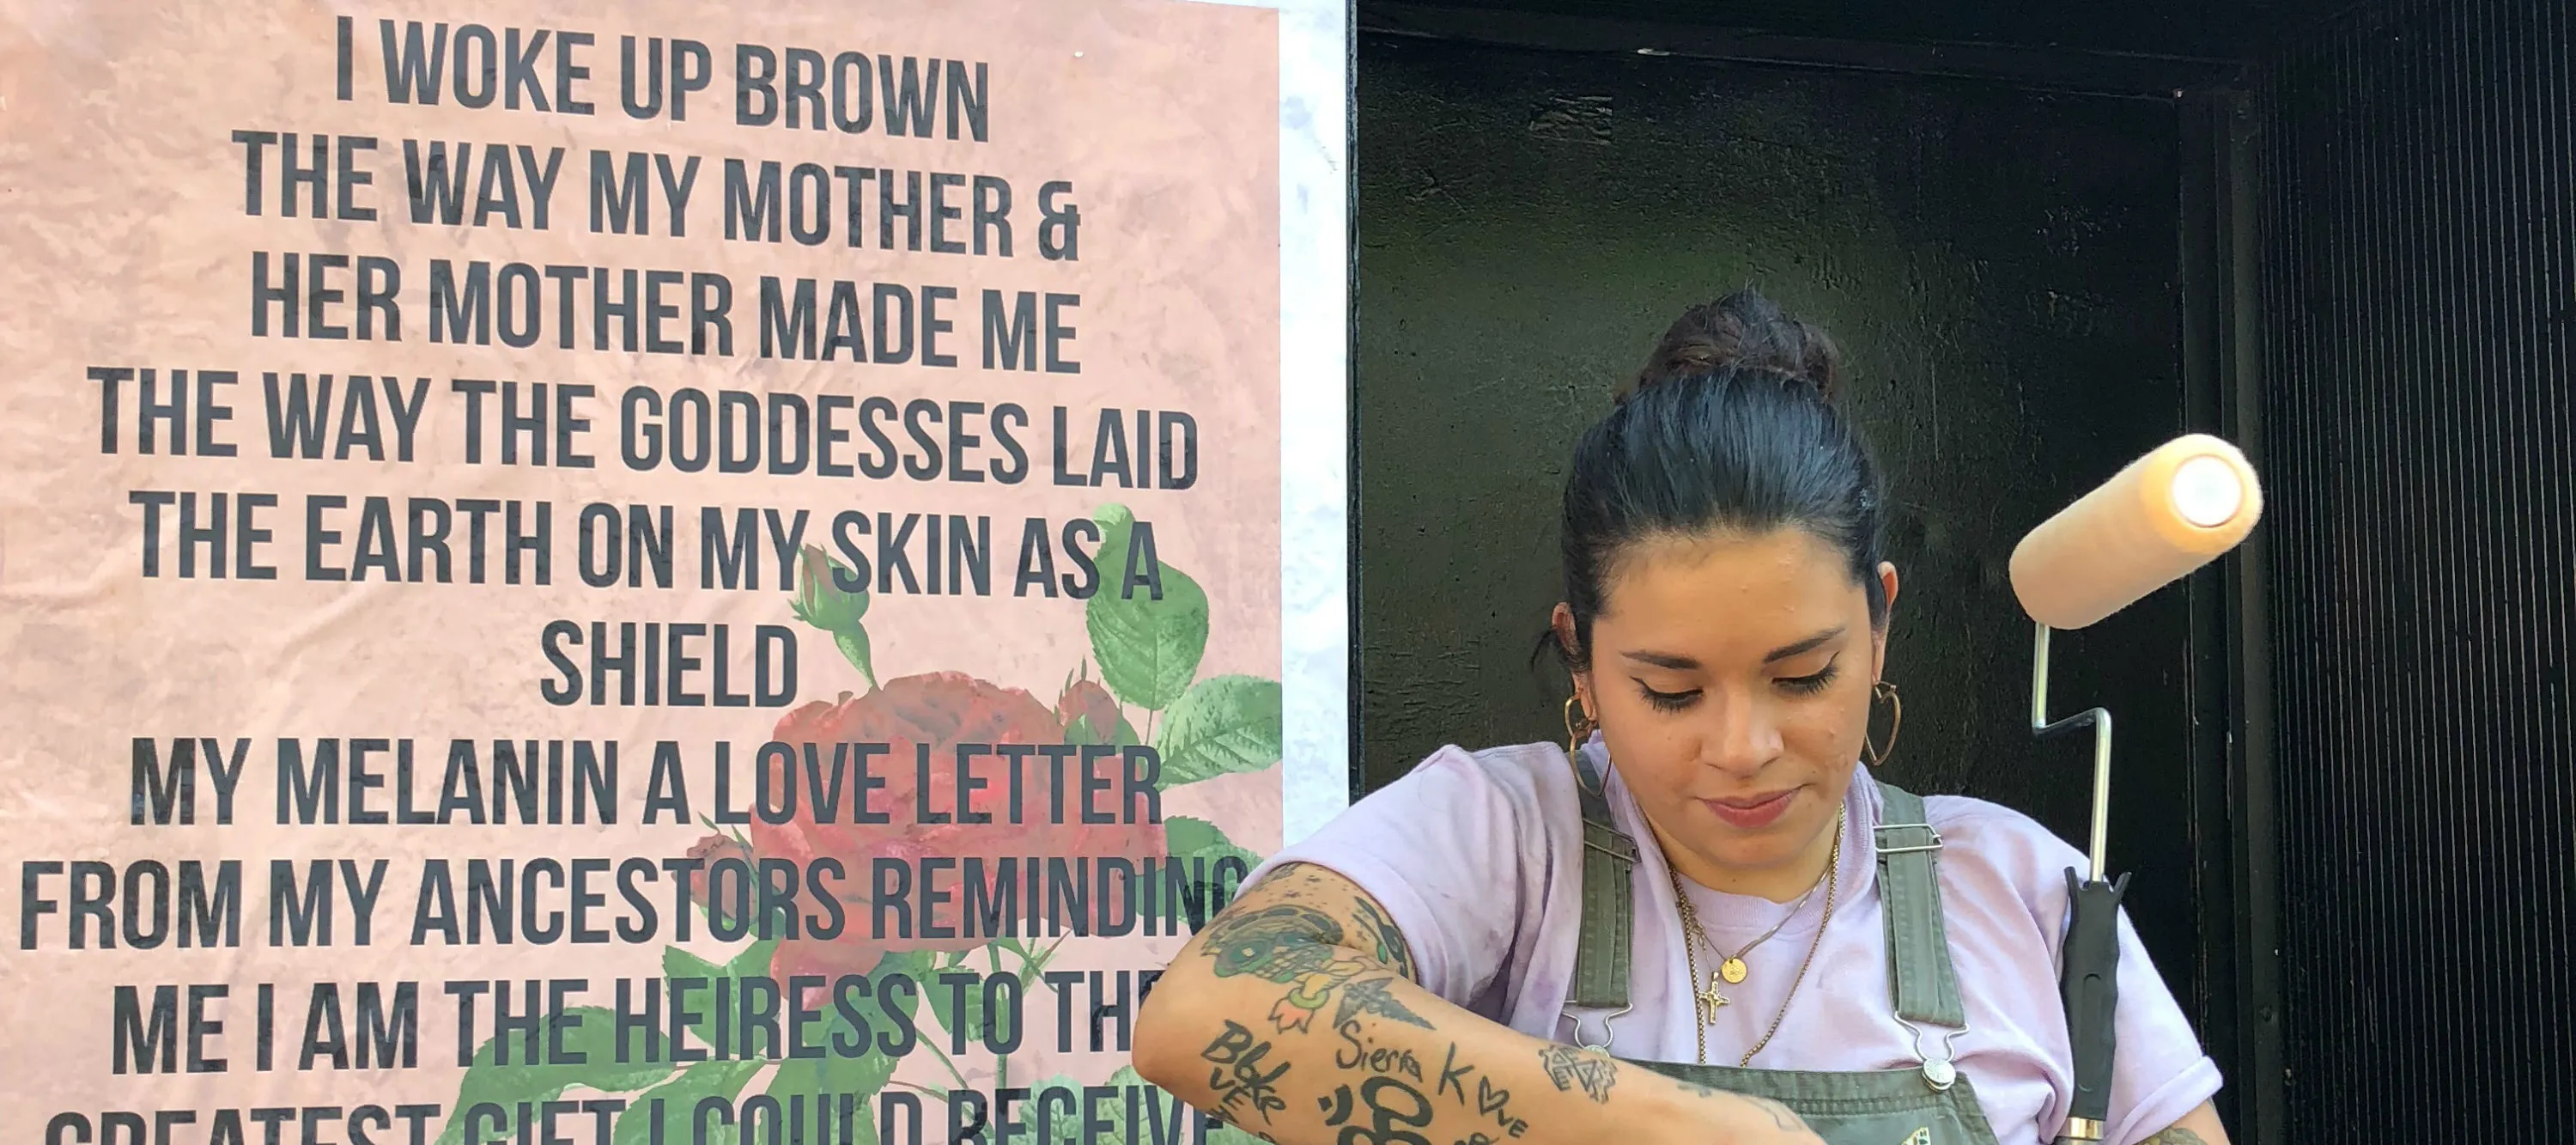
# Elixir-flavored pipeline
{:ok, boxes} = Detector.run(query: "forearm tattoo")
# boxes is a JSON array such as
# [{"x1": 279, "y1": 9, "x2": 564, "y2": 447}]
[
  {"x1": 2142, "y1": 1132, "x2": 2210, "y2": 1145},
  {"x1": 1201, "y1": 1020, "x2": 1293, "y2": 1124},
  {"x1": 1198, "y1": 902, "x2": 1434, "y2": 1032},
  {"x1": 1534, "y1": 1045, "x2": 1618, "y2": 1104},
  {"x1": 1355, "y1": 897, "x2": 1419, "y2": 980}
]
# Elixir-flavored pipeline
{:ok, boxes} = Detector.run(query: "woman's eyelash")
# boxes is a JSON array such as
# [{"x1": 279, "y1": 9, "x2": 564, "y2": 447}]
[
  {"x1": 1631, "y1": 660, "x2": 1842, "y2": 711},
  {"x1": 1636, "y1": 683, "x2": 1698, "y2": 712},
  {"x1": 1778, "y1": 663, "x2": 1840, "y2": 696}
]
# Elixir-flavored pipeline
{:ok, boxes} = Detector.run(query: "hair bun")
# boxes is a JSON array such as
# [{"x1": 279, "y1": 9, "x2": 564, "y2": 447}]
[{"x1": 1625, "y1": 289, "x2": 1844, "y2": 402}]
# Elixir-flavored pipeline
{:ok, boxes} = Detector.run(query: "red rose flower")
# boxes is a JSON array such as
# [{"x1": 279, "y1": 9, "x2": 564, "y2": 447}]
[{"x1": 750, "y1": 672, "x2": 1170, "y2": 984}]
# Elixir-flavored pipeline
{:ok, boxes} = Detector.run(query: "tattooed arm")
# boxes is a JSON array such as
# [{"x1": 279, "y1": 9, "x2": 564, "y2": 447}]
[
  {"x1": 2130, "y1": 1101, "x2": 2230, "y2": 1145},
  {"x1": 1134, "y1": 862, "x2": 1824, "y2": 1145}
]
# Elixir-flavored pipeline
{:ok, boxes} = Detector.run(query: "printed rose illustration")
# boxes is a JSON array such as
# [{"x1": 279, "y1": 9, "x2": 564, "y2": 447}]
[
  {"x1": 747, "y1": 671, "x2": 1171, "y2": 983},
  {"x1": 435, "y1": 504, "x2": 1278, "y2": 1145},
  {"x1": 673, "y1": 831, "x2": 750, "y2": 911}
]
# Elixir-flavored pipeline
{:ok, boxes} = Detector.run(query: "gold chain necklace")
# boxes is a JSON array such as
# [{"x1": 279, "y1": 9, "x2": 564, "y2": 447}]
[
  {"x1": 1711, "y1": 867, "x2": 1823, "y2": 985},
  {"x1": 1669, "y1": 805, "x2": 1844, "y2": 1067}
]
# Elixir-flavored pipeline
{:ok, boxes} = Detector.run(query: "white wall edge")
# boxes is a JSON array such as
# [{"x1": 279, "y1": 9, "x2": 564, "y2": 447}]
[{"x1": 1182, "y1": 0, "x2": 1352, "y2": 847}]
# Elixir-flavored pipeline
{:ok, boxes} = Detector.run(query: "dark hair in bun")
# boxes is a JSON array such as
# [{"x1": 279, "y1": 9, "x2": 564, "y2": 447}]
[
  {"x1": 1626, "y1": 289, "x2": 1845, "y2": 400},
  {"x1": 1551, "y1": 289, "x2": 1889, "y2": 672}
]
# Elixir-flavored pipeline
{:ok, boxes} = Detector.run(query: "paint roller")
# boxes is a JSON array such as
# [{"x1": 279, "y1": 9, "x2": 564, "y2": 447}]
[{"x1": 2008, "y1": 432, "x2": 2262, "y2": 1145}]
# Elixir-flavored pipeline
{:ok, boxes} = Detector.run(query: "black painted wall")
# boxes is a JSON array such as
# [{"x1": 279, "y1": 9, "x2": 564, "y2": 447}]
[
  {"x1": 1350, "y1": 30, "x2": 2239, "y2": 1096},
  {"x1": 2252, "y1": 0, "x2": 2576, "y2": 1137},
  {"x1": 1382, "y1": 0, "x2": 2350, "y2": 58}
]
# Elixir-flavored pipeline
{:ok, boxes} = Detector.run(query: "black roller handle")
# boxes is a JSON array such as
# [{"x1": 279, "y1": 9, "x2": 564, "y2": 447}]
[{"x1": 2052, "y1": 868, "x2": 2130, "y2": 1144}]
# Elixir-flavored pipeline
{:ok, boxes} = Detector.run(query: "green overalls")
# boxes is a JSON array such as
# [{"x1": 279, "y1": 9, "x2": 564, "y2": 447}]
[{"x1": 1559, "y1": 754, "x2": 2005, "y2": 1145}]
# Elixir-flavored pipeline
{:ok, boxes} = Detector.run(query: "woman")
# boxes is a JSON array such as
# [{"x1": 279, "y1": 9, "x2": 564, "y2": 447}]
[{"x1": 1132, "y1": 291, "x2": 2228, "y2": 1145}]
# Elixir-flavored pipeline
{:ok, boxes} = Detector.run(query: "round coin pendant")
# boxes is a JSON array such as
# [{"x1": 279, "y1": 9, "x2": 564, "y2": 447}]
[{"x1": 1719, "y1": 957, "x2": 1748, "y2": 984}]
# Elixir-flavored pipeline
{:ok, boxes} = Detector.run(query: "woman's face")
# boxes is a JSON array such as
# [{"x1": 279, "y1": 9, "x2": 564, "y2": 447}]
[{"x1": 1561, "y1": 527, "x2": 1899, "y2": 899}]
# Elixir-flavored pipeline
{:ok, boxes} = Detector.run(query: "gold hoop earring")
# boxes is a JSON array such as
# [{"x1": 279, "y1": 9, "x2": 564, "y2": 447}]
[
  {"x1": 1865, "y1": 679, "x2": 1903, "y2": 766},
  {"x1": 1563, "y1": 693, "x2": 1596, "y2": 758}
]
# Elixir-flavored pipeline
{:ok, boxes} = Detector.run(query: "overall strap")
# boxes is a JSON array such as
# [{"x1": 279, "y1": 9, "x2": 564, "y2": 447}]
[
  {"x1": 1565, "y1": 749, "x2": 1637, "y2": 1009},
  {"x1": 1872, "y1": 780, "x2": 1967, "y2": 1029}
]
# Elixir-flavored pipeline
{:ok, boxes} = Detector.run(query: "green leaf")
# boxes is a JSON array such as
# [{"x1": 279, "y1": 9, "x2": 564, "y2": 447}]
[
  {"x1": 874, "y1": 951, "x2": 938, "y2": 994},
  {"x1": 1026, "y1": 1074, "x2": 1115, "y2": 1145},
  {"x1": 611, "y1": 1059, "x2": 767, "y2": 1145},
  {"x1": 833, "y1": 630, "x2": 877, "y2": 689},
  {"x1": 1084, "y1": 504, "x2": 1209, "y2": 711},
  {"x1": 1023, "y1": 1066, "x2": 1234, "y2": 1145},
  {"x1": 793, "y1": 545, "x2": 870, "y2": 632},
  {"x1": 924, "y1": 960, "x2": 1022, "y2": 1053},
  {"x1": 762, "y1": 947, "x2": 927, "y2": 1145},
  {"x1": 1164, "y1": 816, "x2": 1262, "y2": 871},
  {"x1": 1063, "y1": 711, "x2": 1141, "y2": 748},
  {"x1": 662, "y1": 939, "x2": 778, "y2": 1057},
  {"x1": 764, "y1": 1011, "x2": 897, "y2": 1145},
  {"x1": 433, "y1": 1008, "x2": 677, "y2": 1145},
  {"x1": 1152, "y1": 675, "x2": 1284, "y2": 786}
]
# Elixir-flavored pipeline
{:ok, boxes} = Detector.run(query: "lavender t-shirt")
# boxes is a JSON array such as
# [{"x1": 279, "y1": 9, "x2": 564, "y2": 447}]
[{"x1": 1247, "y1": 738, "x2": 2222, "y2": 1145}]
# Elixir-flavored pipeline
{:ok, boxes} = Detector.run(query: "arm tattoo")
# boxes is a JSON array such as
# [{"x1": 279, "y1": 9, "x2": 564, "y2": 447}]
[
  {"x1": 1200, "y1": 1020, "x2": 1292, "y2": 1124},
  {"x1": 1353, "y1": 897, "x2": 1419, "y2": 980},
  {"x1": 2142, "y1": 1133, "x2": 2210, "y2": 1145},
  {"x1": 1199, "y1": 904, "x2": 1433, "y2": 1032},
  {"x1": 1534, "y1": 1045, "x2": 1618, "y2": 1104}
]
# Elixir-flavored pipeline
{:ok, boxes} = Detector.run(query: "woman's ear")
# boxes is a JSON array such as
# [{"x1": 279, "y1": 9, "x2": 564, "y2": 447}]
[
  {"x1": 1872, "y1": 561, "x2": 1901, "y2": 679},
  {"x1": 1549, "y1": 602, "x2": 1593, "y2": 715}
]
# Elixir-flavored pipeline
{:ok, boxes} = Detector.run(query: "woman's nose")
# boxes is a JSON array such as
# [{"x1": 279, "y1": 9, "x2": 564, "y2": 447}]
[{"x1": 1703, "y1": 686, "x2": 1784, "y2": 775}]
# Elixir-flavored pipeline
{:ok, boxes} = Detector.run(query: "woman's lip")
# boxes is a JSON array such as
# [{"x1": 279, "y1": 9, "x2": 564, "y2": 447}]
[{"x1": 1700, "y1": 789, "x2": 1798, "y2": 829}]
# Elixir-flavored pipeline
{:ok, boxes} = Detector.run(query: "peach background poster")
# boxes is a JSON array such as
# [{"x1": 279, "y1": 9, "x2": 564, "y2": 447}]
[{"x1": 0, "y1": 0, "x2": 1350, "y2": 1141}]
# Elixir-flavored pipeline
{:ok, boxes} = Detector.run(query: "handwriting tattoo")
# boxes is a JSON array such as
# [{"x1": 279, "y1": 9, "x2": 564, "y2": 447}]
[
  {"x1": 1338, "y1": 1020, "x2": 1428, "y2": 1081},
  {"x1": 1431, "y1": 1045, "x2": 1529, "y2": 1136},
  {"x1": 1200, "y1": 904, "x2": 1431, "y2": 1032},
  {"x1": 2142, "y1": 1132, "x2": 2210, "y2": 1145},
  {"x1": 1202, "y1": 1020, "x2": 1292, "y2": 1124},
  {"x1": 1319, "y1": 1077, "x2": 1437, "y2": 1145},
  {"x1": 1534, "y1": 1045, "x2": 1617, "y2": 1104}
]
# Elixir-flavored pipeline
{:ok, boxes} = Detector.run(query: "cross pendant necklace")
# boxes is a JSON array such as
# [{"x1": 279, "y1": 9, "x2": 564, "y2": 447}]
[
  {"x1": 1692, "y1": 970, "x2": 1730, "y2": 1023},
  {"x1": 1672, "y1": 871, "x2": 1733, "y2": 1023}
]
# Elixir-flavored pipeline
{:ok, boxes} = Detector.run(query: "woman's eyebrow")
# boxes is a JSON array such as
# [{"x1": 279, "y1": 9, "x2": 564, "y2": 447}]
[
  {"x1": 1764, "y1": 627, "x2": 1845, "y2": 663},
  {"x1": 1619, "y1": 649, "x2": 1700, "y2": 670},
  {"x1": 1616, "y1": 626, "x2": 1844, "y2": 673}
]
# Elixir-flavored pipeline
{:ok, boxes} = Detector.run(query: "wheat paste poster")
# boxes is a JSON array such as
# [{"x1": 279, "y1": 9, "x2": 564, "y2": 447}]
[{"x1": 0, "y1": 0, "x2": 1352, "y2": 1141}]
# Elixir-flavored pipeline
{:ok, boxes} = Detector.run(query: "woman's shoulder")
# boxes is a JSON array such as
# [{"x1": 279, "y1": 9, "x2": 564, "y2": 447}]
[
  {"x1": 1358, "y1": 739, "x2": 1589, "y2": 834},
  {"x1": 1244, "y1": 740, "x2": 1589, "y2": 1007},
  {"x1": 1250, "y1": 739, "x2": 1588, "y2": 880},
  {"x1": 1911, "y1": 788, "x2": 2093, "y2": 927}
]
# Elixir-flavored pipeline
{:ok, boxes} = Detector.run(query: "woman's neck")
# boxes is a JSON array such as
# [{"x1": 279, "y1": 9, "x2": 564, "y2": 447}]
[{"x1": 1654, "y1": 810, "x2": 1843, "y2": 903}]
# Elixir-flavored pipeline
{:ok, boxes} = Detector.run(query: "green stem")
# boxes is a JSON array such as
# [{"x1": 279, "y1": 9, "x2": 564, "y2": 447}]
[
  {"x1": 988, "y1": 943, "x2": 1012, "y2": 1093},
  {"x1": 889, "y1": 1079, "x2": 950, "y2": 1101},
  {"x1": 916, "y1": 1032, "x2": 972, "y2": 1092}
]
